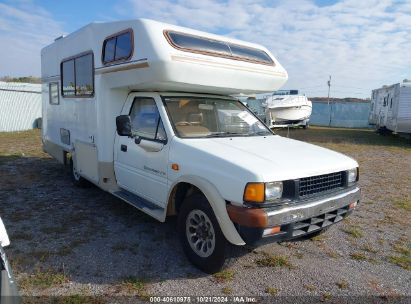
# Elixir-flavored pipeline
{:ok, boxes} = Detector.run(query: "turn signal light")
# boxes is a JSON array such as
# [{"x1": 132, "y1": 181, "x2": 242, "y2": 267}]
[
  {"x1": 263, "y1": 226, "x2": 281, "y2": 236},
  {"x1": 244, "y1": 183, "x2": 265, "y2": 203}
]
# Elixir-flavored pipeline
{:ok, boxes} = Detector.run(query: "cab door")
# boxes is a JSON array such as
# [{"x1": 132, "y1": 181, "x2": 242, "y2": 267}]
[{"x1": 114, "y1": 94, "x2": 170, "y2": 209}]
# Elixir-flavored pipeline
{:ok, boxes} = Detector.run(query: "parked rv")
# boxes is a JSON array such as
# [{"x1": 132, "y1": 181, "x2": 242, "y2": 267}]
[
  {"x1": 41, "y1": 19, "x2": 360, "y2": 273},
  {"x1": 369, "y1": 80, "x2": 411, "y2": 134}
]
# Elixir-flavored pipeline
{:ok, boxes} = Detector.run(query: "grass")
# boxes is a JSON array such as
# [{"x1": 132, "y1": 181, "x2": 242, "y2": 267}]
[
  {"x1": 213, "y1": 270, "x2": 235, "y2": 283},
  {"x1": 361, "y1": 243, "x2": 379, "y2": 254},
  {"x1": 336, "y1": 280, "x2": 349, "y2": 289},
  {"x1": 119, "y1": 276, "x2": 148, "y2": 298},
  {"x1": 321, "y1": 292, "x2": 332, "y2": 301},
  {"x1": 388, "y1": 256, "x2": 411, "y2": 271},
  {"x1": 311, "y1": 234, "x2": 327, "y2": 242},
  {"x1": 350, "y1": 252, "x2": 367, "y2": 261},
  {"x1": 394, "y1": 200, "x2": 411, "y2": 212},
  {"x1": 388, "y1": 242, "x2": 411, "y2": 270},
  {"x1": 31, "y1": 250, "x2": 52, "y2": 262},
  {"x1": 323, "y1": 247, "x2": 340, "y2": 258},
  {"x1": 392, "y1": 244, "x2": 410, "y2": 256},
  {"x1": 222, "y1": 287, "x2": 232, "y2": 295},
  {"x1": 303, "y1": 284, "x2": 316, "y2": 292},
  {"x1": 19, "y1": 269, "x2": 69, "y2": 290},
  {"x1": 266, "y1": 287, "x2": 279, "y2": 296},
  {"x1": 255, "y1": 253, "x2": 293, "y2": 268},
  {"x1": 342, "y1": 226, "x2": 363, "y2": 238}
]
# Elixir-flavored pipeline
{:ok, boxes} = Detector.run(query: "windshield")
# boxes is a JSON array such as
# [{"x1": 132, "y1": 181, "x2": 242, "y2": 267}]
[{"x1": 163, "y1": 97, "x2": 272, "y2": 138}]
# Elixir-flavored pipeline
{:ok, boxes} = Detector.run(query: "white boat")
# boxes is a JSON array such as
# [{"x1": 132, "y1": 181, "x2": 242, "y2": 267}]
[{"x1": 264, "y1": 90, "x2": 312, "y2": 128}]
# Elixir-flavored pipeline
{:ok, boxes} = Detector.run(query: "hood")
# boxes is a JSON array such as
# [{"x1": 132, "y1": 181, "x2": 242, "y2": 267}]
[{"x1": 180, "y1": 135, "x2": 357, "y2": 182}]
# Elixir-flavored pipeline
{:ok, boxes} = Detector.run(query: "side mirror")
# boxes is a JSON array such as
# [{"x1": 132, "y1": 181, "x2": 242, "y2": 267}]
[{"x1": 116, "y1": 115, "x2": 132, "y2": 136}]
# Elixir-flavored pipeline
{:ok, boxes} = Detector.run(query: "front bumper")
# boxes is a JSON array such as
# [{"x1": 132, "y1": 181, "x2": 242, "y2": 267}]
[{"x1": 227, "y1": 187, "x2": 361, "y2": 245}]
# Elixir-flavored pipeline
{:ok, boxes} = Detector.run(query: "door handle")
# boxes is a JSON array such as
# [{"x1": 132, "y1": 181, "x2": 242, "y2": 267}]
[{"x1": 121, "y1": 145, "x2": 127, "y2": 152}]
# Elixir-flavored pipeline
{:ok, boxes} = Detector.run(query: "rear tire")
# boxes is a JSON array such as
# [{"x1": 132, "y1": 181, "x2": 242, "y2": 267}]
[
  {"x1": 70, "y1": 158, "x2": 91, "y2": 188},
  {"x1": 178, "y1": 193, "x2": 229, "y2": 274}
]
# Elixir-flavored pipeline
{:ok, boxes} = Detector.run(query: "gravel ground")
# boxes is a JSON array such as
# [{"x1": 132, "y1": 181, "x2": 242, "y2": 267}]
[{"x1": 0, "y1": 128, "x2": 410, "y2": 303}]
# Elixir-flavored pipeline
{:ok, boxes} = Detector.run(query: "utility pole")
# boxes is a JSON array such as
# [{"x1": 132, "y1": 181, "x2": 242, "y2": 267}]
[{"x1": 327, "y1": 75, "x2": 332, "y2": 126}]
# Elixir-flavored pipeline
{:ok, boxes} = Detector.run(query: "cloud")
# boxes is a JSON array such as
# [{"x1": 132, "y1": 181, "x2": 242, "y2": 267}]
[
  {"x1": 0, "y1": 1, "x2": 65, "y2": 77},
  {"x1": 125, "y1": 0, "x2": 410, "y2": 97}
]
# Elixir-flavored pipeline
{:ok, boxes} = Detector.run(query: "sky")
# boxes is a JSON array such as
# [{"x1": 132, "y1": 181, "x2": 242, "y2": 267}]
[{"x1": 0, "y1": 0, "x2": 410, "y2": 98}]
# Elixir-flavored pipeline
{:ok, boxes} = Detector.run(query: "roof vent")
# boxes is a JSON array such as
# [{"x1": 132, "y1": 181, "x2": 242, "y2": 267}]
[{"x1": 54, "y1": 35, "x2": 65, "y2": 41}]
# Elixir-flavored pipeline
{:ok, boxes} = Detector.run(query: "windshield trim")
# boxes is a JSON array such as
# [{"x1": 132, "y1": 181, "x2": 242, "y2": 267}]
[{"x1": 160, "y1": 95, "x2": 274, "y2": 139}]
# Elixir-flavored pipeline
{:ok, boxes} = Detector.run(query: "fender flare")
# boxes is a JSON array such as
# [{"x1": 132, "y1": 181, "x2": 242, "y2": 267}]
[{"x1": 168, "y1": 175, "x2": 245, "y2": 246}]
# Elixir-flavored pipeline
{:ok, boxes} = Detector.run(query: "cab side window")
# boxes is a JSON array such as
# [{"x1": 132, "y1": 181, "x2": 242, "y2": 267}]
[{"x1": 129, "y1": 98, "x2": 167, "y2": 142}]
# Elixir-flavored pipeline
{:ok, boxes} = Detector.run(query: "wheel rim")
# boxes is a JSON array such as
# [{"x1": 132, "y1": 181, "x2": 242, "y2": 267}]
[{"x1": 186, "y1": 209, "x2": 216, "y2": 258}]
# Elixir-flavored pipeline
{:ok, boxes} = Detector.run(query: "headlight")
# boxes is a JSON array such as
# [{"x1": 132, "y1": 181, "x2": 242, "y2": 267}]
[
  {"x1": 243, "y1": 181, "x2": 283, "y2": 203},
  {"x1": 265, "y1": 182, "x2": 283, "y2": 201},
  {"x1": 348, "y1": 167, "x2": 358, "y2": 184}
]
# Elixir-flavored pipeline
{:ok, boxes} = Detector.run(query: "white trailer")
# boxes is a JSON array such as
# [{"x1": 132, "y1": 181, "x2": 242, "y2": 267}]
[
  {"x1": 42, "y1": 19, "x2": 360, "y2": 273},
  {"x1": 369, "y1": 80, "x2": 411, "y2": 134}
]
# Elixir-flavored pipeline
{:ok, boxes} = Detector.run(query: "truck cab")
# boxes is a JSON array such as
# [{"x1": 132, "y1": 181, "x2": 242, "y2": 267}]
[{"x1": 111, "y1": 92, "x2": 360, "y2": 272}]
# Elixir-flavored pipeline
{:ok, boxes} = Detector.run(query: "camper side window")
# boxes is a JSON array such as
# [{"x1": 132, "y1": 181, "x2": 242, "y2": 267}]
[
  {"x1": 49, "y1": 82, "x2": 59, "y2": 105},
  {"x1": 165, "y1": 31, "x2": 274, "y2": 65},
  {"x1": 61, "y1": 52, "x2": 94, "y2": 97},
  {"x1": 129, "y1": 98, "x2": 167, "y2": 142},
  {"x1": 102, "y1": 29, "x2": 133, "y2": 64}
]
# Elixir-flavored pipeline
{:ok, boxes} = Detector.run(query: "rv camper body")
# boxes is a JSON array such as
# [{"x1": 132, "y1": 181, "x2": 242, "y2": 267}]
[
  {"x1": 369, "y1": 81, "x2": 411, "y2": 134},
  {"x1": 42, "y1": 19, "x2": 360, "y2": 273}
]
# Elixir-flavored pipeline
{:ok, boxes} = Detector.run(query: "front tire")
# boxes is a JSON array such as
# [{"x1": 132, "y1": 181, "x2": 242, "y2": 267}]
[{"x1": 178, "y1": 193, "x2": 229, "y2": 274}]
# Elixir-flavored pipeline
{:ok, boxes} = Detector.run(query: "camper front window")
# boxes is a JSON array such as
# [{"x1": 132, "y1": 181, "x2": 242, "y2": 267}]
[{"x1": 163, "y1": 97, "x2": 271, "y2": 138}]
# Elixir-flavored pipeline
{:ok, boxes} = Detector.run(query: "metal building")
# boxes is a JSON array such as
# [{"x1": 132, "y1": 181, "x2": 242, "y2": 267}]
[{"x1": 0, "y1": 81, "x2": 42, "y2": 132}]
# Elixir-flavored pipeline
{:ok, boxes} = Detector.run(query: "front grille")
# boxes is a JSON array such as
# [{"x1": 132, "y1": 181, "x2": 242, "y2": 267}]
[
  {"x1": 299, "y1": 171, "x2": 344, "y2": 197},
  {"x1": 291, "y1": 206, "x2": 349, "y2": 237}
]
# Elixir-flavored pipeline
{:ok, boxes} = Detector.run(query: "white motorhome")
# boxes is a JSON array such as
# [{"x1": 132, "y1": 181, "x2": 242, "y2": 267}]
[
  {"x1": 42, "y1": 19, "x2": 360, "y2": 273},
  {"x1": 369, "y1": 80, "x2": 411, "y2": 134}
]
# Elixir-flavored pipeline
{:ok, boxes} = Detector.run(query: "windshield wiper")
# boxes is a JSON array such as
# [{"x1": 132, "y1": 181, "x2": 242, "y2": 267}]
[
  {"x1": 205, "y1": 132, "x2": 245, "y2": 137},
  {"x1": 252, "y1": 130, "x2": 272, "y2": 136}
]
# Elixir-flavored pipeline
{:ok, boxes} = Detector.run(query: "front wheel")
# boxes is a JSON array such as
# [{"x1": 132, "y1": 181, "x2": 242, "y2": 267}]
[{"x1": 178, "y1": 193, "x2": 229, "y2": 273}]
